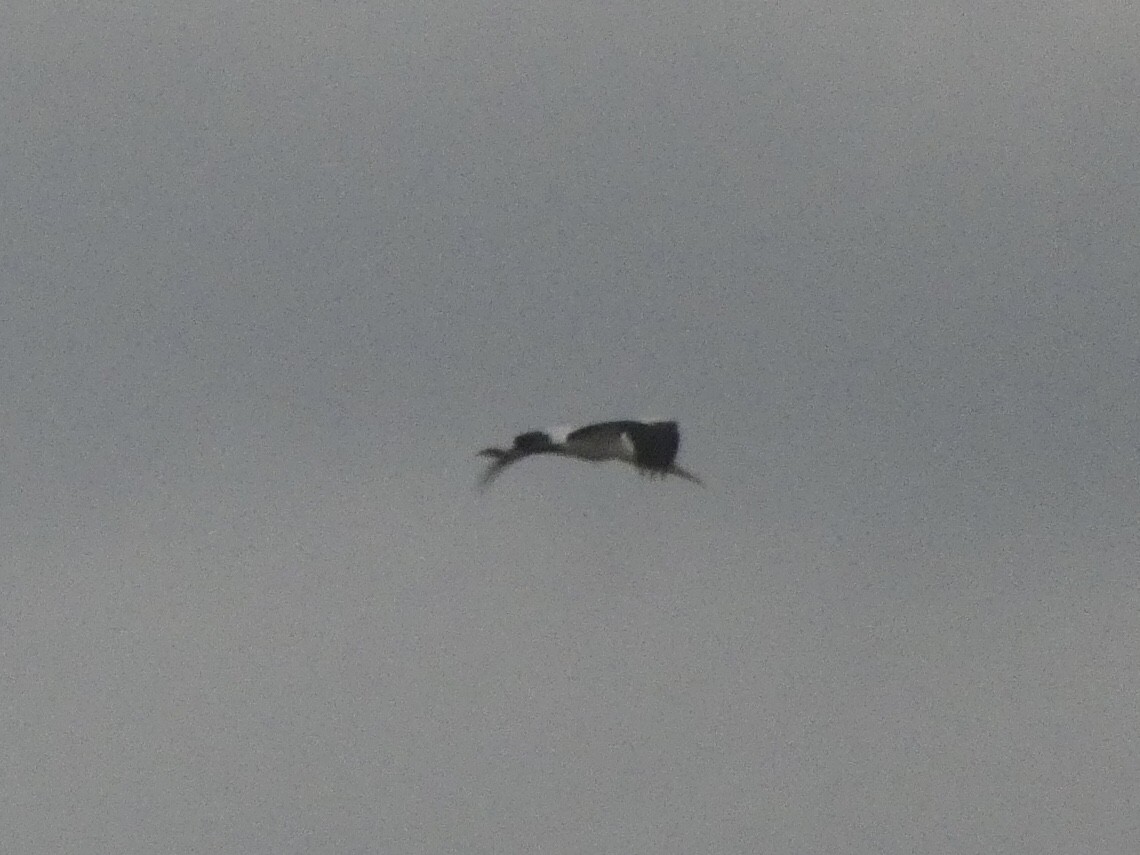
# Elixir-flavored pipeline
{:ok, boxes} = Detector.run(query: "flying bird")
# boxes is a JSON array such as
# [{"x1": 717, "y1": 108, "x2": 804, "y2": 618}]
[{"x1": 478, "y1": 419, "x2": 702, "y2": 488}]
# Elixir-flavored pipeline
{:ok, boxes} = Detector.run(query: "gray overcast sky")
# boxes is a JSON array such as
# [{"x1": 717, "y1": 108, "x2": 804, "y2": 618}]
[{"x1": 3, "y1": 1, "x2": 1139, "y2": 852}]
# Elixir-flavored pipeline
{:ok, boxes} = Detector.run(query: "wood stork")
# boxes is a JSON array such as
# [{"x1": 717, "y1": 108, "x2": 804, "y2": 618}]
[{"x1": 478, "y1": 419, "x2": 702, "y2": 488}]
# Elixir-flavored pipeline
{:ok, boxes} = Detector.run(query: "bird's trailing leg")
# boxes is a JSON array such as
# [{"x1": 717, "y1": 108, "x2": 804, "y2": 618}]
[{"x1": 666, "y1": 463, "x2": 703, "y2": 486}]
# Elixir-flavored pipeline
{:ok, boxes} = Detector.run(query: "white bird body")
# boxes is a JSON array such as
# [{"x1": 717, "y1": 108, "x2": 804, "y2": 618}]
[
  {"x1": 478, "y1": 419, "x2": 702, "y2": 488},
  {"x1": 561, "y1": 427, "x2": 636, "y2": 462}
]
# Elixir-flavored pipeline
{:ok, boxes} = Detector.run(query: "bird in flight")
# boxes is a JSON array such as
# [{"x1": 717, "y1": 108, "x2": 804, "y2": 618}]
[{"x1": 477, "y1": 419, "x2": 702, "y2": 488}]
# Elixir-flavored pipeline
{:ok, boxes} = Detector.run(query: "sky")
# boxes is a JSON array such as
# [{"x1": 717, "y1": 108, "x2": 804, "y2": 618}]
[{"x1": 3, "y1": 1, "x2": 1139, "y2": 852}]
